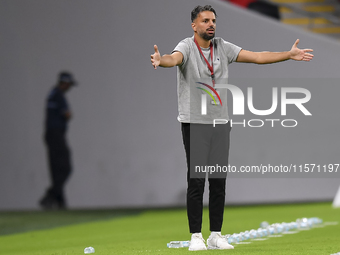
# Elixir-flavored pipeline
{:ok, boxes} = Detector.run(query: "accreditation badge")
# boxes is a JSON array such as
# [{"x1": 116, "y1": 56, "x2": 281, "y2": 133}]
[{"x1": 211, "y1": 89, "x2": 221, "y2": 105}]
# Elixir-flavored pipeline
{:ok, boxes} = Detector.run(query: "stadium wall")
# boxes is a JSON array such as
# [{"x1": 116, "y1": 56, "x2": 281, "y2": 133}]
[{"x1": 0, "y1": 0, "x2": 340, "y2": 210}]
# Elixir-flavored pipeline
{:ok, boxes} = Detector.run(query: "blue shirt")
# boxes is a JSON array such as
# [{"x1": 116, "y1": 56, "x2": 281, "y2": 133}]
[{"x1": 45, "y1": 87, "x2": 69, "y2": 130}]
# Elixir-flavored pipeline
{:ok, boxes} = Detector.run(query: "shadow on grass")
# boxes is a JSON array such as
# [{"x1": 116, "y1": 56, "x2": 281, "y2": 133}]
[{"x1": 0, "y1": 209, "x2": 143, "y2": 236}]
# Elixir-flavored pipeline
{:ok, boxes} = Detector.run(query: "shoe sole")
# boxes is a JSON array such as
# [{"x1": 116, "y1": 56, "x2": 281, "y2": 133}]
[
  {"x1": 207, "y1": 245, "x2": 234, "y2": 250},
  {"x1": 189, "y1": 247, "x2": 207, "y2": 251}
]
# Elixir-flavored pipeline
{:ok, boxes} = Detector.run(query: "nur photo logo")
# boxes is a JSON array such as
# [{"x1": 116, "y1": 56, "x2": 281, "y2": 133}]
[
  {"x1": 196, "y1": 83, "x2": 312, "y2": 127},
  {"x1": 196, "y1": 82, "x2": 222, "y2": 115}
]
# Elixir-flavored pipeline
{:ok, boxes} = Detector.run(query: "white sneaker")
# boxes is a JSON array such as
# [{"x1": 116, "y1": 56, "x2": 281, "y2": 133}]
[
  {"x1": 189, "y1": 233, "x2": 207, "y2": 251},
  {"x1": 207, "y1": 232, "x2": 234, "y2": 250}
]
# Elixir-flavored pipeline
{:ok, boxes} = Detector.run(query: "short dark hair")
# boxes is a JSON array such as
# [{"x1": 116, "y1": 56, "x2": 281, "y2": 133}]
[{"x1": 191, "y1": 5, "x2": 217, "y2": 22}]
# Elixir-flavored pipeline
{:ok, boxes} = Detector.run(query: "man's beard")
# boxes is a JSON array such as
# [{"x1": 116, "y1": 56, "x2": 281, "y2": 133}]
[{"x1": 199, "y1": 31, "x2": 215, "y2": 41}]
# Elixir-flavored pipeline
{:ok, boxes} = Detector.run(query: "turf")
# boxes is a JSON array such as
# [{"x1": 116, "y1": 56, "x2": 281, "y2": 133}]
[
  {"x1": 0, "y1": 209, "x2": 142, "y2": 236},
  {"x1": 0, "y1": 202, "x2": 339, "y2": 255}
]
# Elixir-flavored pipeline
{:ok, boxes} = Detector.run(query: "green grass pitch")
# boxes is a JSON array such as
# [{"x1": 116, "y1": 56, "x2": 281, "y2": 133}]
[{"x1": 0, "y1": 202, "x2": 339, "y2": 255}]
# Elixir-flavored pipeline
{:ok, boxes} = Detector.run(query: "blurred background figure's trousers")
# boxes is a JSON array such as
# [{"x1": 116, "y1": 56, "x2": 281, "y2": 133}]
[{"x1": 45, "y1": 129, "x2": 72, "y2": 207}]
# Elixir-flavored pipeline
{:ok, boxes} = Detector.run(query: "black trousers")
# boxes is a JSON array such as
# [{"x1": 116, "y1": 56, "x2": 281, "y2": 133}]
[
  {"x1": 181, "y1": 122, "x2": 231, "y2": 233},
  {"x1": 44, "y1": 129, "x2": 72, "y2": 205}
]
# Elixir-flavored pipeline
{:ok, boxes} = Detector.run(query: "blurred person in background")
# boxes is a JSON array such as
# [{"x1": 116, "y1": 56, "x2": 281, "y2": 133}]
[{"x1": 39, "y1": 71, "x2": 77, "y2": 210}]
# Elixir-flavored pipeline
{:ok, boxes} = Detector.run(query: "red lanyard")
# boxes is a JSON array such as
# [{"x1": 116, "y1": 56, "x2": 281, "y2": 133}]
[{"x1": 194, "y1": 37, "x2": 215, "y2": 87}]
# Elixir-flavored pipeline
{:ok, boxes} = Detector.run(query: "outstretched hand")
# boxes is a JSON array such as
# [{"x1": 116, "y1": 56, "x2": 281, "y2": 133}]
[
  {"x1": 151, "y1": 45, "x2": 161, "y2": 69},
  {"x1": 290, "y1": 39, "x2": 314, "y2": 61}
]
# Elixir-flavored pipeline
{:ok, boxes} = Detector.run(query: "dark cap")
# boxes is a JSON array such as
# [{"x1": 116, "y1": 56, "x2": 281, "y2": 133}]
[{"x1": 58, "y1": 71, "x2": 77, "y2": 85}]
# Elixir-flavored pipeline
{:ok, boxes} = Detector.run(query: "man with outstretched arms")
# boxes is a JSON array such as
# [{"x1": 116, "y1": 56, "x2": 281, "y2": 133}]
[{"x1": 150, "y1": 5, "x2": 313, "y2": 251}]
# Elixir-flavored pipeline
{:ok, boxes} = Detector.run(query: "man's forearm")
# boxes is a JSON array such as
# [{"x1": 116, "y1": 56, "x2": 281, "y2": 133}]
[
  {"x1": 256, "y1": 51, "x2": 291, "y2": 64},
  {"x1": 159, "y1": 54, "x2": 178, "y2": 67}
]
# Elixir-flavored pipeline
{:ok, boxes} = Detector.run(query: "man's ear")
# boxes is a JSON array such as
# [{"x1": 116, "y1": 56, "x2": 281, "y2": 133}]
[{"x1": 191, "y1": 22, "x2": 196, "y2": 32}]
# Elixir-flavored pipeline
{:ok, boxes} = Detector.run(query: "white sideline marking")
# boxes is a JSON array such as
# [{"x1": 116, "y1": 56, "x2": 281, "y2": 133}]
[{"x1": 324, "y1": 221, "x2": 338, "y2": 226}]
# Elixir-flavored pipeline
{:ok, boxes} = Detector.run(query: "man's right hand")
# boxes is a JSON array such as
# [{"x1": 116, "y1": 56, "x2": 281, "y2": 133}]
[
  {"x1": 64, "y1": 110, "x2": 72, "y2": 120},
  {"x1": 151, "y1": 45, "x2": 161, "y2": 69},
  {"x1": 150, "y1": 45, "x2": 183, "y2": 68}
]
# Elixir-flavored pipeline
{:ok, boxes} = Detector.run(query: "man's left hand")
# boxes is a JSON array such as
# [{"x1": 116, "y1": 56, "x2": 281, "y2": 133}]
[{"x1": 290, "y1": 39, "x2": 314, "y2": 61}]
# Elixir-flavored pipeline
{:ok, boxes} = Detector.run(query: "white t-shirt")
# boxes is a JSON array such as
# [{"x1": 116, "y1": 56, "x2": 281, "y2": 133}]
[{"x1": 173, "y1": 36, "x2": 242, "y2": 123}]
